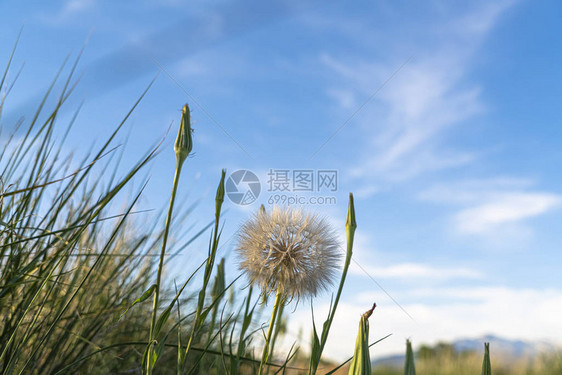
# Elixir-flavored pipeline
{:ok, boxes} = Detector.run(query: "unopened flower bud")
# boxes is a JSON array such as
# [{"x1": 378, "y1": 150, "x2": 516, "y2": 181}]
[
  {"x1": 174, "y1": 103, "x2": 193, "y2": 166},
  {"x1": 216, "y1": 169, "x2": 226, "y2": 213}
]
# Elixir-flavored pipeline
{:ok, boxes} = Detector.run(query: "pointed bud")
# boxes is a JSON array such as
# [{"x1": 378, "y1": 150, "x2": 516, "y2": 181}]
[
  {"x1": 346, "y1": 193, "x2": 357, "y2": 231},
  {"x1": 348, "y1": 304, "x2": 375, "y2": 375},
  {"x1": 404, "y1": 339, "x2": 416, "y2": 375},
  {"x1": 215, "y1": 169, "x2": 226, "y2": 214},
  {"x1": 174, "y1": 103, "x2": 193, "y2": 167},
  {"x1": 482, "y1": 342, "x2": 491, "y2": 375},
  {"x1": 345, "y1": 193, "x2": 357, "y2": 261},
  {"x1": 211, "y1": 258, "x2": 226, "y2": 301}
]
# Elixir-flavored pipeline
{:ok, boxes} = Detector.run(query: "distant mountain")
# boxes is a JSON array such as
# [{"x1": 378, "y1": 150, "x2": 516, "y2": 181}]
[
  {"x1": 372, "y1": 335, "x2": 557, "y2": 368},
  {"x1": 453, "y1": 334, "x2": 555, "y2": 358},
  {"x1": 372, "y1": 353, "x2": 404, "y2": 368}
]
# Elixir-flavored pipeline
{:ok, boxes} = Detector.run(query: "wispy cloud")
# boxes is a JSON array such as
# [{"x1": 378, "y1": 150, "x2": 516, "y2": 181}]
[
  {"x1": 319, "y1": 1, "x2": 514, "y2": 185},
  {"x1": 420, "y1": 178, "x2": 561, "y2": 236},
  {"x1": 450, "y1": 0, "x2": 517, "y2": 36},
  {"x1": 455, "y1": 192, "x2": 560, "y2": 234},
  {"x1": 318, "y1": 0, "x2": 561, "y2": 238},
  {"x1": 39, "y1": 0, "x2": 95, "y2": 25},
  {"x1": 62, "y1": 0, "x2": 94, "y2": 14},
  {"x1": 351, "y1": 262, "x2": 483, "y2": 281},
  {"x1": 419, "y1": 177, "x2": 536, "y2": 204},
  {"x1": 348, "y1": 230, "x2": 482, "y2": 285},
  {"x1": 326, "y1": 88, "x2": 357, "y2": 110}
]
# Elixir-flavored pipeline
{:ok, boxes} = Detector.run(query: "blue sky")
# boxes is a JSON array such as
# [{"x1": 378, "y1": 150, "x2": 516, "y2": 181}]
[{"x1": 2, "y1": 0, "x2": 562, "y2": 360}]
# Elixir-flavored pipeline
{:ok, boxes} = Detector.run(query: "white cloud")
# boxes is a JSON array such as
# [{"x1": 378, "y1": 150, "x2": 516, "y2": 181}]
[
  {"x1": 321, "y1": 2, "x2": 514, "y2": 182},
  {"x1": 174, "y1": 58, "x2": 210, "y2": 79},
  {"x1": 62, "y1": 0, "x2": 94, "y2": 14},
  {"x1": 37, "y1": 0, "x2": 95, "y2": 26},
  {"x1": 286, "y1": 285, "x2": 562, "y2": 362},
  {"x1": 326, "y1": 88, "x2": 357, "y2": 110},
  {"x1": 451, "y1": 0, "x2": 516, "y2": 36},
  {"x1": 323, "y1": 53, "x2": 483, "y2": 182},
  {"x1": 455, "y1": 192, "x2": 561, "y2": 234},
  {"x1": 419, "y1": 177, "x2": 536, "y2": 204},
  {"x1": 353, "y1": 184, "x2": 379, "y2": 199},
  {"x1": 351, "y1": 262, "x2": 483, "y2": 281},
  {"x1": 420, "y1": 178, "x2": 561, "y2": 236},
  {"x1": 347, "y1": 231, "x2": 482, "y2": 281}
]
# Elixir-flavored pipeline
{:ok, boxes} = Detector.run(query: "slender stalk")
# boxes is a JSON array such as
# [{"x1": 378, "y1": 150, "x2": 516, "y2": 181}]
[
  {"x1": 268, "y1": 300, "x2": 285, "y2": 363},
  {"x1": 146, "y1": 103, "x2": 192, "y2": 374},
  {"x1": 309, "y1": 193, "x2": 356, "y2": 374},
  {"x1": 329, "y1": 193, "x2": 356, "y2": 330},
  {"x1": 147, "y1": 161, "x2": 183, "y2": 374},
  {"x1": 259, "y1": 290, "x2": 283, "y2": 375}
]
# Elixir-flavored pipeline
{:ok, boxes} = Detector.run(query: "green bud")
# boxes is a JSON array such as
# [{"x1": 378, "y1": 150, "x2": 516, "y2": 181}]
[
  {"x1": 404, "y1": 339, "x2": 416, "y2": 375},
  {"x1": 211, "y1": 258, "x2": 226, "y2": 300},
  {"x1": 345, "y1": 193, "x2": 357, "y2": 261},
  {"x1": 215, "y1": 169, "x2": 226, "y2": 214},
  {"x1": 348, "y1": 303, "x2": 376, "y2": 375},
  {"x1": 346, "y1": 193, "x2": 357, "y2": 231},
  {"x1": 174, "y1": 103, "x2": 193, "y2": 166},
  {"x1": 482, "y1": 342, "x2": 491, "y2": 375}
]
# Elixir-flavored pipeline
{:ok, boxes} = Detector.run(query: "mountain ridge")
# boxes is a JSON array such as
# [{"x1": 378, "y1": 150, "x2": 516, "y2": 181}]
[{"x1": 372, "y1": 334, "x2": 558, "y2": 368}]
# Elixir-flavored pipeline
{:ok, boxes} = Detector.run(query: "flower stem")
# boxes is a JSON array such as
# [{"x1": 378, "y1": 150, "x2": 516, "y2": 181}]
[
  {"x1": 147, "y1": 161, "x2": 183, "y2": 374},
  {"x1": 309, "y1": 193, "x2": 356, "y2": 375},
  {"x1": 258, "y1": 290, "x2": 283, "y2": 375}
]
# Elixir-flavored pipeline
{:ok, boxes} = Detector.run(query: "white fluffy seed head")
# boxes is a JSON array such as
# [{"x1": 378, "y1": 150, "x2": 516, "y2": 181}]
[{"x1": 236, "y1": 206, "x2": 341, "y2": 300}]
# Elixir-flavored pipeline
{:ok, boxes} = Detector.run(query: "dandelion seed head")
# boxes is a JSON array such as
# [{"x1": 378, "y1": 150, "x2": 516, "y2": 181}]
[{"x1": 236, "y1": 206, "x2": 341, "y2": 299}]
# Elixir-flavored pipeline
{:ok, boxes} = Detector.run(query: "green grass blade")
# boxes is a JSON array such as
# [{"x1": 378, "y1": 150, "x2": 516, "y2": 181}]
[
  {"x1": 404, "y1": 339, "x2": 416, "y2": 375},
  {"x1": 482, "y1": 342, "x2": 492, "y2": 375}
]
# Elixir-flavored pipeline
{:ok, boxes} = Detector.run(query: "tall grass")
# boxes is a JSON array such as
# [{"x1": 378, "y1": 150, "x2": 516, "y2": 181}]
[
  {"x1": 0, "y1": 48, "x2": 163, "y2": 373},
  {"x1": 0, "y1": 42, "x2": 228, "y2": 374}
]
